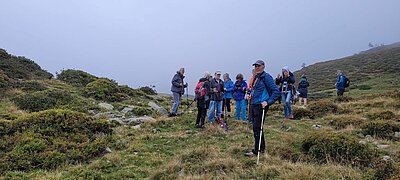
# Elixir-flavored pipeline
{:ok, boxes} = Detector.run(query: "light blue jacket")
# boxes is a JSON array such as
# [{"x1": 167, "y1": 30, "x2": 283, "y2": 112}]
[{"x1": 223, "y1": 79, "x2": 234, "y2": 99}]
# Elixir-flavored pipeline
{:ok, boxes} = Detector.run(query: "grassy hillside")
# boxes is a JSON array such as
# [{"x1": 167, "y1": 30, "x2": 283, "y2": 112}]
[
  {"x1": 0, "y1": 48, "x2": 399, "y2": 179},
  {"x1": 294, "y1": 46, "x2": 400, "y2": 98}
]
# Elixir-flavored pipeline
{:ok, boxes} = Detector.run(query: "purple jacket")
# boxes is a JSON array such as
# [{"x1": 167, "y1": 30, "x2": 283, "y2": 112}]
[{"x1": 233, "y1": 80, "x2": 247, "y2": 101}]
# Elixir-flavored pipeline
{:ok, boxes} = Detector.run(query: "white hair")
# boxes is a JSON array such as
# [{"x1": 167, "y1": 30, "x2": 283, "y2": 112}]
[{"x1": 203, "y1": 71, "x2": 210, "y2": 78}]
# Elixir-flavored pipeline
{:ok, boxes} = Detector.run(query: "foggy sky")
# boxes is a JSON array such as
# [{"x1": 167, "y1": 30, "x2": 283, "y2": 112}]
[{"x1": 1, "y1": 0, "x2": 399, "y2": 94}]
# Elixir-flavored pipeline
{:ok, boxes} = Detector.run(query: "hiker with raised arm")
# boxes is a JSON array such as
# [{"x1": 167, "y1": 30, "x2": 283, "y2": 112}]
[
  {"x1": 245, "y1": 60, "x2": 280, "y2": 158},
  {"x1": 222, "y1": 73, "x2": 234, "y2": 118},
  {"x1": 195, "y1": 71, "x2": 211, "y2": 128},
  {"x1": 169, "y1": 68, "x2": 187, "y2": 117},
  {"x1": 277, "y1": 66, "x2": 296, "y2": 119}
]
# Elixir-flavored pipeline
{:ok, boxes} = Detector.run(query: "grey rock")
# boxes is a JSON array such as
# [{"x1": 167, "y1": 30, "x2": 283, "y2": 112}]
[
  {"x1": 88, "y1": 110, "x2": 97, "y2": 115},
  {"x1": 108, "y1": 118, "x2": 124, "y2": 124},
  {"x1": 148, "y1": 101, "x2": 169, "y2": 116},
  {"x1": 94, "y1": 112, "x2": 114, "y2": 119},
  {"x1": 105, "y1": 147, "x2": 112, "y2": 153},
  {"x1": 99, "y1": 102, "x2": 114, "y2": 110},
  {"x1": 394, "y1": 132, "x2": 400, "y2": 139},
  {"x1": 382, "y1": 155, "x2": 391, "y2": 161},
  {"x1": 124, "y1": 116, "x2": 156, "y2": 125},
  {"x1": 377, "y1": 145, "x2": 390, "y2": 149},
  {"x1": 121, "y1": 107, "x2": 134, "y2": 114},
  {"x1": 365, "y1": 135, "x2": 373, "y2": 142},
  {"x1": 357, "y1": 133, "x2": 365, "y2": 138},
  {"x1": 313, "y1": 124, "x2": 322, "y2": 129},
  {"x1": 150, "y1": 95, "x2": 163, "y2": 101},
  {"x1": 133, "y1": 124, "x2": 141, "y2": 129},
  {"x1": 152, "y1": 128, "x2": 160, "y2": 134}
]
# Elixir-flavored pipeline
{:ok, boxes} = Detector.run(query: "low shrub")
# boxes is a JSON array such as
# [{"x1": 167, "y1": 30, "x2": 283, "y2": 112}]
[
  {"x1": 308, "y1": 100, "x2": 339, "y2": 117},
  {"x1": 301, "y1": 131, "x2": 376, "y2": 167},
  {"x1": 132, "y1": 107, "x2": 153, "y2": 116},
  {"x1": 271, "y1": 144, "x2": 304, "y2": 162},
  {"x1": 366, "y1": 158, "x2": 400, "y2": 180},
  {"x1": 57, "y1": 69, "x2": 97, "y2": 87},
  {"x1": 139, "y1": 86, "x2": 157, "y2": 95},
  {"x1": 15, "y1": 80, "x2": 47, "y2": 92},
  {"x1": 366, "y1": 110, "x2": 396, "y2": 120},
  {"x1": 0, "y1": 70, "x2": 15, "y2": 89},
  {"x1": 12, "y1": 89, "x2": 74, "y2": 112},
  {"x1": 292, "y1": 108, "x2": 315, "y2": 120},
  {"x1": 356, "y1": 85, "x2": 372, "y2": 90},
  {"x1": 334, "y1": 96, "x2": 354, "y2": 103},
  {"x1": 361, "y1": 120, "x2": 400, "y2": 140},
  {"x1": 0, "y1": 109, "x2": 112, "y2": 173},
  {"x1": 84, "y1": 79, "x2": 123, "y2": 102},
  {"x1": 327, "y1": 115, "x2": 365, "y2": 129}
]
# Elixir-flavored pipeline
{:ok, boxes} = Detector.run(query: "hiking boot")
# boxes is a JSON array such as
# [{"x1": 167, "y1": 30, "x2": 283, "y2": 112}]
[
  {"x1": 221, "y1": 114, "x2": 224, "y2": 118},
  {"x1": 245, "y1": 149, "x2": 264, "y2": 156},
  {"x1": 289, "y1": 114, "x2": 294, "y2": 119}
]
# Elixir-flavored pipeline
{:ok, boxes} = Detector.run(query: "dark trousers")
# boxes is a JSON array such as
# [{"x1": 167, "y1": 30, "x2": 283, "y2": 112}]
[
  {"x1": 196, "y1": 108, "x2": 207, "y2": 126},
  {"x1": 222, "y1": 98, "x2": 231, "y2": 112},
  {"x1": 251, "y1": 104, "x2": 268, "y2": 152},
  {"x1": 337, "y1": 89, "x2": 344, "y2": 96}
]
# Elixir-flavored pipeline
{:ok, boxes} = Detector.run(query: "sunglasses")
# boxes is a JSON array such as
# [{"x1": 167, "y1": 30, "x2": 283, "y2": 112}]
[{"x1": 254, "y1": 64, "x2": 261, "y2": 67}]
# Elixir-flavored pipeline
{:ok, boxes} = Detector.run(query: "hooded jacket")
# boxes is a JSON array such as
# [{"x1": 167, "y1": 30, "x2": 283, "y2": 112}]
[
  {"x1": 250, "y1": 71, "x2": 280, "y2": 105},
  {"x1": 171, "y1": 71, "x2": 186, "y2": 94},
  {"x1": 223, "y1": 78, "x2": 235, "y2": 99}
]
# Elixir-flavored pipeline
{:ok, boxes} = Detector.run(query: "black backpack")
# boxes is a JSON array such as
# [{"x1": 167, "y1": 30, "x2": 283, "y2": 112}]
[{"x1": 344, "y1": 76, "x2": 350, "y2": 88}]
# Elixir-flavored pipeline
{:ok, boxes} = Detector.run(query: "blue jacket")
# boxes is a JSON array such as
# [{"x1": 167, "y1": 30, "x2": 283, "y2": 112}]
[
  {"x1": 233, "y1": 80, "x2": 247, "y2": 101},
  {"x1": 250, "y1": 71, "x2": 280, "y2": 105},
  {"x1": 336, "y1": 74, "x2": 345, "y2": 90},
  {"x1": 223, "y1": 79, "x2": 234, "y2": 99}
]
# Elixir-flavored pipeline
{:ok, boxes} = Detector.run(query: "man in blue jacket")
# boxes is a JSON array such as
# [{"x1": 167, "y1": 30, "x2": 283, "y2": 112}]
[
  {"x1": 169, "y1": 68, "x2": 187, "y2": 117},
  {"x1": 335, "y1": 70, "x2": 345, "y2": 96},
  {"x1": 245, "y1": 60, "x2": 280, "y2": 156}
]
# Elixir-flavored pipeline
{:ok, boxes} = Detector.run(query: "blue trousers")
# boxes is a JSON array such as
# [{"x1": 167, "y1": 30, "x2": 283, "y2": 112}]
[
  {"x1": 282, "y1": 91, "x2": 292, "y2": 118},
  {"x1": 235, "y1": 99, "x2": 247, "y2": 121},
  {"x1": 208, "y1": 100, "x2": 222, "y2": 122}
]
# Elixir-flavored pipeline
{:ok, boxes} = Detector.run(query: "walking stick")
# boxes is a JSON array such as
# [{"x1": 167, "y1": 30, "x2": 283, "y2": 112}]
[{"x1": 257, "y1": 107, "x2": 266, "y2": 165}]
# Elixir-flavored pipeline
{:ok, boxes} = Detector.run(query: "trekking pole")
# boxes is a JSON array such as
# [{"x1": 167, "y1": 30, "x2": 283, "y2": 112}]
[
  {"x1": 186, "y1": 82, "x2": 189, "y2": 110},
  {"x1": 246, "y1": 99, "x2": 250, "y2": 138},
  {"x1": 257, "y1": 107, "x2": 266, "y2": 165}
]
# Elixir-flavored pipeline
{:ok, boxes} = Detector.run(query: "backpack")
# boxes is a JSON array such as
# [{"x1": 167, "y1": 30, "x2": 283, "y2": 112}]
[
  {"x1": 195, "y1": 81, "x2": 206, "y2": 99},
  {"x1": 344, "y1": 76, "x2": 350, "y2": 88}
]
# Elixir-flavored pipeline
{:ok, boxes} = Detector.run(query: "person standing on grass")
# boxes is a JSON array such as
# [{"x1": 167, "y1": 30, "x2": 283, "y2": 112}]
[
  {"x1": 245, "y1": 60, "x2": 280, "y2": 156},
  {"x1": 169, "y1": 68, "x2": 187, "y2": 117},
  {"x1": 277, "y1": 66, "x2": 295, "y2": 119},
  {"x1": 233, "y1": 73, "x2": 248, "y2": 121},
  {"x1": 298, "y1": 74, "x2": 310, "y2": 107},
  {"x1": 207, "y1": 71, "x2": 225, "y2": 123},
  {"x1": 195, "y1": 71, "x2": 211, "y2": 128},
  {"x1": 335, "y1": 70, "x2": 346, "y2": 96},
  {"x1": 222, "y1": 73, "x2": 234, "y2": 118}
]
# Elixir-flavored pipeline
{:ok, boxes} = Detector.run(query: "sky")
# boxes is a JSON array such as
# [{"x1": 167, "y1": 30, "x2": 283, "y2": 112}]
[{"x1": 1, "y1": 0, "x2": 399, "y2": 94}]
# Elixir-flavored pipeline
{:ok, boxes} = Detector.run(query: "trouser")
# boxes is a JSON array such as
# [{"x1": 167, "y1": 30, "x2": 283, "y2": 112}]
[
  {"x1": 235, "y1": 99, "x2": 247, "y2": 121},
  {"x1": 282, "y1": 91, "x2": 292, "y2": 118},
  {"x1": 222, "y1": 98, "x2": 231, "y2": 113},
  {"x1": 208, "y1": 100, "x2": 222, "y2": 122},
  {"x1": 337, "y1": 89, "x2": 344, "y2": 96},
  {"x1": 170, "y1": 92, "x2": 182, "y2": 114},
  {"x1": 196, "y1": 108, "x2": 207, "y2": 126},
  {"x1": 251, "y1": 104, "x2": 268, "y2": 152}
]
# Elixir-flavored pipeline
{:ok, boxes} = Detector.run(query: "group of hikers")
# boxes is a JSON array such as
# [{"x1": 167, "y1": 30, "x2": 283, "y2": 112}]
[{"x1": 169, "y1": 60, "x2": 349, "y2": 157}]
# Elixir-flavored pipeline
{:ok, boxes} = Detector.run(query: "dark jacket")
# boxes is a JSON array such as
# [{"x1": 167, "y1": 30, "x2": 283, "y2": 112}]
[
  {"x1": 250, "y1": 71, "x2": 280, "y2": 105},
  {"x1": 209, "y1": 78, "x2": 224, "y2": 101},
  {"x1": 171, "y1": 71, "x2": 186, "y2": 94},
  {"x1": 278, "y1": 72, "x2": 296, "y2": 92},
  {"x1": 233, "y1": 80, "x2": 247, "y2": 101},
  {"x1": 298, "y1": 78, "x2": 309, "y2": 93},
  {"x1": 197, "y1": 77, "x2": 210, "y2": 109}
]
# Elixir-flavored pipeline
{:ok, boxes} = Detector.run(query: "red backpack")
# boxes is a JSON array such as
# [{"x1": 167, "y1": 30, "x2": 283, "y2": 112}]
[{"x1": 195, "y1": 81, "x2": 206, "y2": 99}]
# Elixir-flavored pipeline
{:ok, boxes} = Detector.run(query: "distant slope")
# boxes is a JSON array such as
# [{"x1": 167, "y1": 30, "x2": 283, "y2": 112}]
[
  {"x1": 294, "y1": 46, "x2": 400, "y2": 94},
  {"x1": 0, "y1": 48, "x2": 53, "y2": 80},
  {"x1": 359, "y1": 42, "x2": 400, "y2": 55}
]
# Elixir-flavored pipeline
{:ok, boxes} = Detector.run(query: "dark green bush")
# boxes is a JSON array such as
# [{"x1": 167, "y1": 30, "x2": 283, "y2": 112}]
[
  {"x1": 0, "y1": 109, "x2": 112, "y2": 173},
  {"x1": 356, "y1": 85, "x2": 372, "y2": 90},
  {"x1": 15, "y1": 80, "x2": 47, "y2": 92},
  {"x1": 12, "y1": 89, "x2": 74, "y2": 112},
  {"x1": 292, "y1": 108, "x2": 315, "y2": 120},
  {"x1": 271, "y1": 144, "x2": 304, "y2": 162},
  {"x1": 84, "y1": 79, "x2": 123, "y2": 102},
  {"x1": 132, "y1": 107, "x2": 153, "y2": 116},
  {"x1": 367, "y1": 110, "x2": 396, "y2": 120},
  {"x1": 328, "y1": 115, "x2": 364, "y2": 129},
  {"x1": 139, "y1": 86, "x2": 157, "y2": 95},
  {"x1": 368, "y1": 158, "x2": 399, "y2": 180},
  {"x1": 301, "y1": 131, "x2": 376, "y2": 167},
  {"x1": 57, "y1": 69, "x2": 97, "y2": 87},
  {"x1": 0, "y1": 70, "x2": 15, "y2": 89},
  {"x1": 308, "y1": 100, "x2": 339, "y2": 117},
  {"x1": 0, "y1": 52, "x2": 53, "y2": 80},
  {"x1": 361, "y1": 120, "x2": 400, "y2": 140},
  {"x1": 0, "y1": 113, "x2": 18, "y2": 120}
]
